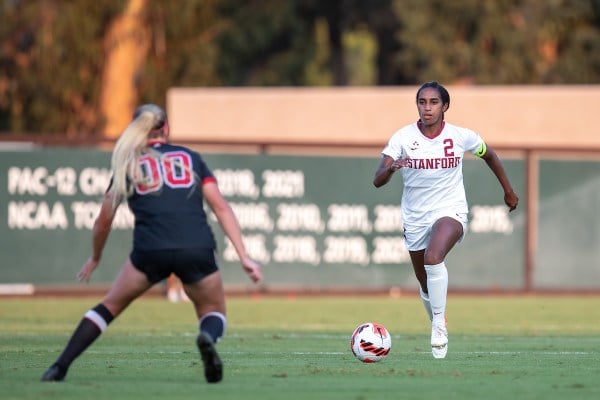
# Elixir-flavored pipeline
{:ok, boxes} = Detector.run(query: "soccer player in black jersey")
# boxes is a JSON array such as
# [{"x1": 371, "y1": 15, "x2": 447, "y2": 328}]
[{"x1": 42, "y1": 104, "x2": 262, "y2": 383}]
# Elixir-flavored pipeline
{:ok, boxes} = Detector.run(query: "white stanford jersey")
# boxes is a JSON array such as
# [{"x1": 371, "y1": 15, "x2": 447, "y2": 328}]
[{"x1": 381, "y1": 121, "x2": 485, "y2": 225}]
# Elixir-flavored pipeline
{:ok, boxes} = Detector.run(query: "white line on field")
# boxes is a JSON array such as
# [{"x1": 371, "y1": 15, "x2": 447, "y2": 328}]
[{"x1": 77, "y1": 350, "x2": 596, "y2": 356}]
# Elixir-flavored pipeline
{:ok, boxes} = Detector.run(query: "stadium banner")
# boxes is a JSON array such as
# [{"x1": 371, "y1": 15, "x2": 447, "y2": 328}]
[{"x1": 1, "y1": 148, "x2": 525, "y2": 290}]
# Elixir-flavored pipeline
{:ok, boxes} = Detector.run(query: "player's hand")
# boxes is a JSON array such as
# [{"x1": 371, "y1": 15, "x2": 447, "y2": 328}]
[
  {"x1": 241, "y1": 257, "x2": 263, "y2": 284},
  {"x1": 77, "y1": 256, "x2": 99, "y2": 283},
  {"x1": 389, "y1": 156, "x2": 411, "y2": 172},
  {"x1": 504, "y1": 190, "x2": 519, "y2": 212}
]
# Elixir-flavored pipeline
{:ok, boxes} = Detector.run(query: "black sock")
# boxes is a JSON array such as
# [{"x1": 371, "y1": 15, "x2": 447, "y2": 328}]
[
  {"x1": 54, "y1": 303, "x2": 114, "y2": 371},
  {"x1": 199, "y1": 312, "x2": 226, "y2": 343}
]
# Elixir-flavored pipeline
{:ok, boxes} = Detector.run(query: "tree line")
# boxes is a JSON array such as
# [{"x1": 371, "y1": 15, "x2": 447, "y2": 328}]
[{"x1": 1, "y1": 0, "x2": 599, "y2": 137}]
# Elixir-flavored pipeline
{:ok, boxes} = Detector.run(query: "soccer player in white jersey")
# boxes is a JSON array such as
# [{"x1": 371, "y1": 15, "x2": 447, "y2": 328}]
[{"x1": 373, "y1": 81, "x2": 519, "y2": 359}]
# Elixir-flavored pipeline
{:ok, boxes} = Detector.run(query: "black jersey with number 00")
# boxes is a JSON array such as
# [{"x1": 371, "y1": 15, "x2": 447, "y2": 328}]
[{"x1": 126, "y1": 143, "x2": 217, "y2": 251}]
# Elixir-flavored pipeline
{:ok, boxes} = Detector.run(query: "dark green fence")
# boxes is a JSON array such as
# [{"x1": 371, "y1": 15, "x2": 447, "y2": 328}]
[{"x1": 535, "y1": 160, "x2": 600, "y2": 289}]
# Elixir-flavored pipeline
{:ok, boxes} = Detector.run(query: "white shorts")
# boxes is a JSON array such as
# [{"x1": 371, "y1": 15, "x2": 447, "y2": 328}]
[{"x1": 403, "y1": 210, "x2": 468, "y2": 251}]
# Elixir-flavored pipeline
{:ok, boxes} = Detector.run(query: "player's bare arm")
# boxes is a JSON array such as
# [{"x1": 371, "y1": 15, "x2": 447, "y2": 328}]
[
  {"x1": 203, "y1": 181, "x2": 263, "y2": 283},
  {"x1": 77, "y1": 191, "x2": 118, "y2": 282},
  {"x1": 481, "y1": 147, "x2": 519, "y2": 211},
  {"x1": 373, "y1": 155, "x2": 410, "y2": 188}
]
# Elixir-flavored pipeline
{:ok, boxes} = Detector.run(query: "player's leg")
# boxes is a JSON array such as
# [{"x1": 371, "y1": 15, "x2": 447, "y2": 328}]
[
  {"x1": 41, "y1": 259, "x2": 153, "y2": 381},
  {"x1": 183, "y1": 270, "x2": 226, "y2": 383},
  {"x1": 405, "y1": 221, "x2": 434, "y2": 322},
  {"x1": 167, "y1": 273, "x2": 189, "y2": 303},
  {"x1": 408, "y1": 250, "x2": 432, "y2": 321},
  {"x1": 167, "y1": 273, "x2": 179, "y2": 302},
  {"x1": 184, "y1": 271, "x2": 227, "y2": 341},
  {"x1": 425, "y1": 216, "x2": 464, "y2": 359}
]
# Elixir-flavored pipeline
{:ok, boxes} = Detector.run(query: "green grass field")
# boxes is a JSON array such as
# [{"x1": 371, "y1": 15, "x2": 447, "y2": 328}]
[{"x1": 1, "y1": 295, "x2": 599, "y2": 400}]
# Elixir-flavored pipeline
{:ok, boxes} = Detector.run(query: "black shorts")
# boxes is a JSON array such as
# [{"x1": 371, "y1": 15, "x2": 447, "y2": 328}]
[{"x1": 130, "y1": 247, "x2": 219, "y2": 284}]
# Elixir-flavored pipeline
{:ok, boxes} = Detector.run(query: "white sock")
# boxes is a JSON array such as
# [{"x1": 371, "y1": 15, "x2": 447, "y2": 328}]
[
  {"x1": 419, "y1": 286, "x2": 433, "y2": 321},
  {"x1": 425, "y1": 262, "x2": 448, "y2": 326}
]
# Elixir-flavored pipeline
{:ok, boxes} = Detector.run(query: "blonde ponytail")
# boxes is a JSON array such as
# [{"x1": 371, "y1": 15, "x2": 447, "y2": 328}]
[{"x1": 110, "y1": 105, "x2": 165, "y2": 208}]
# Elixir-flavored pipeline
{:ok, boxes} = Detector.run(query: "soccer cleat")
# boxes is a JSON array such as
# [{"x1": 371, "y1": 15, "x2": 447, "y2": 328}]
[
  {"x1": 196, "y1": 332, "x2": 223, "y2": 383},
  {"x1": 430, "y1": 323, "x2": 448, "y2": 359},
  {"x1": 41, "y1": 364, "x2": 66, "y2": 382}
]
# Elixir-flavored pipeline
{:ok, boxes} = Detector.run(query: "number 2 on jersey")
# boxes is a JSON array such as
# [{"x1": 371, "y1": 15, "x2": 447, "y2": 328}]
[{"x1": 443, "y1": 138, "x2": 455, "y2": 157}]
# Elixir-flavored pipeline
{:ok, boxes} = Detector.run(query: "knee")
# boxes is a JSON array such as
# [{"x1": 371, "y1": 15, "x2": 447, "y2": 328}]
[{"x1": 423, "y1": 250, "x2": 445, "y2": 266}]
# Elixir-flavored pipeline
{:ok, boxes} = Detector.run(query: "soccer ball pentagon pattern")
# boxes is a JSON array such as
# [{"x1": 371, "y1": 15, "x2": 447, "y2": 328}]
[{"x1": 350, "y1": 322, "x2": 392, "y2": 363}]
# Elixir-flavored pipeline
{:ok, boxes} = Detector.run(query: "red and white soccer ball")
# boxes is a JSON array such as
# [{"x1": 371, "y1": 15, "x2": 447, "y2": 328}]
[{"x1": 350, "y1": 322, "x2": 392, "y2": 363}]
